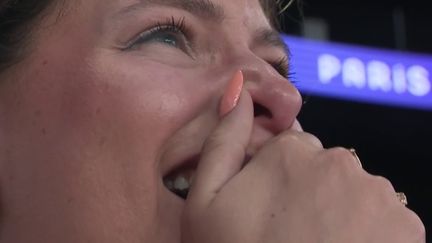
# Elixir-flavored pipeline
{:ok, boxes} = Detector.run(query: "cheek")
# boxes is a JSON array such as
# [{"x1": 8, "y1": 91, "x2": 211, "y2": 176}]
[
  {"x1": 91, "y1": 57, "x2": 214, "y2": 142},
  {"x1": 0, "y1": 56, "x2": 204, "y2": 240}
]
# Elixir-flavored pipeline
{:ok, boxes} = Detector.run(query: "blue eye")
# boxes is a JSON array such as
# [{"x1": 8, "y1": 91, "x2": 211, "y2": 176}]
[
  {"x1": 153, "y1": 32, "x2": 179, "y2": 46},
  {"x1": 126, "y1": 17, "x2": 191, "y2": 53},
  {"x1": 132, "y1": 27, "x2": 183, "y2": 48}
]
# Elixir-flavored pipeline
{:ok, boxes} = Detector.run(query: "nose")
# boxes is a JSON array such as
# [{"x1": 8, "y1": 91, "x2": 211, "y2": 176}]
[{"x1": 238, "y1": 58, "x2": 302, "y2": 134}]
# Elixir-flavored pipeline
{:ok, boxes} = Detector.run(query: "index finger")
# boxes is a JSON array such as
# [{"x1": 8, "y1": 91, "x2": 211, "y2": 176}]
[{"x1": 188, "y1": 89, "x2": 254, "y2": 207}]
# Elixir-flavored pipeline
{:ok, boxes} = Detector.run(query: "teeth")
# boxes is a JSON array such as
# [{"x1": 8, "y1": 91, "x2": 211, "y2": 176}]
[
  {"x1": 174, "y1": 176, "x2": 190, "y2": 190},
  {"x1": 163, "y1": 169, "x2": 195, "y2": 199},
  {"x1": 163, "y1": 174, "x2": 193, "y2": 190},
  {"x1": 164, "y1": 179, "x2": 174, "y2": 190}
]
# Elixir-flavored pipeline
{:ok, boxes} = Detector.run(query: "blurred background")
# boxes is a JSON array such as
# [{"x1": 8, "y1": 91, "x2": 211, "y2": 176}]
[{"x1": 279, "y1": 0, "x2": 432, "y2": 235}]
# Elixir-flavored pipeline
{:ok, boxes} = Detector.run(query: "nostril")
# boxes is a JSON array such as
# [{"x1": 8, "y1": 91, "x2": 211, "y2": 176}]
[{"x1": 253, "y1": 102, "x2": 272, "y2": 118}]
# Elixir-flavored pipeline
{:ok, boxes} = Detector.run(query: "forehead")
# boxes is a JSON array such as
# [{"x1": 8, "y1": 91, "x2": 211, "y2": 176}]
[
  {"x1": 111, "y1": 0, "x2": 272, "y2": 25},
  {"x1": 115, "y1": 0, "x2": 265, "y2": 11}
]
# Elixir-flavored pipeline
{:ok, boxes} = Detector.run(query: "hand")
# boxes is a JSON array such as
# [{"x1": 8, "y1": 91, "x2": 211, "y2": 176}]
[{"x1": 182, "y1": 91, "x2": 425, "y2": 243}]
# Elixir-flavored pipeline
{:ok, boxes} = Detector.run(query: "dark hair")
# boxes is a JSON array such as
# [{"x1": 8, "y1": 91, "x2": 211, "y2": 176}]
[
  {"x1": 0, "y1": 0, "x2": 290, "y2": 74},
  {"x1": 0, "y1": 0, "x2": 56, "y2": 73}
]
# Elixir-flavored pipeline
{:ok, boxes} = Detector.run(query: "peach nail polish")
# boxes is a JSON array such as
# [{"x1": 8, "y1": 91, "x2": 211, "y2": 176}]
[{"x1": 219, "y1": 70, "x2": 244, "y2": 117}]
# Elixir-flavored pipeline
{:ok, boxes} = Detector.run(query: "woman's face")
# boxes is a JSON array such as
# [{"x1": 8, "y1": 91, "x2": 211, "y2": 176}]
[{"x1": 0, "y1": 0, "x2": 301, "y2": 242}]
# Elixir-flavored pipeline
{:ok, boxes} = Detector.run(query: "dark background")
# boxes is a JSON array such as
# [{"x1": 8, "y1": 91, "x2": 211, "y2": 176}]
[{"x1": 279, "y1": 0, "x2": 432, "y2": 236}]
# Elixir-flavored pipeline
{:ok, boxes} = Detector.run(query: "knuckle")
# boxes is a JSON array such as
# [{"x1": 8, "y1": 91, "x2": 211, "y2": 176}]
[
  {"x1": 273, "y1": 130, "x2": 302, "y2": 145},
  {"x1": 370, "y1": 175, "x2": 396, "y2": 194},
  {"x1": 326, "y1": 147, "x2": 353, "y2": 160},
  {"x1": 362, "y1": 175, "x2": 397, "y2": 205},
  {"x1": 300, "y1": 131, "x2": 323, "y2": 148},
  {"x1": 320, "y1": 147, "x2": 356, "y2": 170},
  {"x1": 266, "y1": 132, "x2": 300, "y2": 153},
  {"x1": 272, "y1": 130, "x2": 322, "y2": 148},
  {"x1": 412, "y1": 215, "x2": 426, "y2": 242},
  {"x1": 402, "y1": 209, "x2": 426, "y2": 242}
]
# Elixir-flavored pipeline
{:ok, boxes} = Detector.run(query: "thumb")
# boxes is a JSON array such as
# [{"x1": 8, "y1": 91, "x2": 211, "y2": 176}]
[{"x1": 188, "y1": 74, "x2": 253, "y2": 207}]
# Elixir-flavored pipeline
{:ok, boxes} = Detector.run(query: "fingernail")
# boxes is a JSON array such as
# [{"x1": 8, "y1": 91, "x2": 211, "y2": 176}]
[{"x1": 219, "y1": 70, "x2": 244, "y2": 117}]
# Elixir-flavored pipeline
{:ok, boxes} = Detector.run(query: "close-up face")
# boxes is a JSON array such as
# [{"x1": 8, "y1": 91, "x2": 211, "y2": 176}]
[{"x1": 0, "y1": 0, "x2": 301, "y2": 242}]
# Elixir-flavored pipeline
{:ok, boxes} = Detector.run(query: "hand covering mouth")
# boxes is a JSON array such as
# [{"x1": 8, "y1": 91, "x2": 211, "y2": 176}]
[{"x1": 163, "y1": 154, "x2": 252, "y2": 200}]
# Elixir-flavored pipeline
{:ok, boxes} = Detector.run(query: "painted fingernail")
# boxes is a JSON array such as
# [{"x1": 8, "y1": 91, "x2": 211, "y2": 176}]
[{"x1": 219, "y1": 70, "x2": 244, "y2": 117}]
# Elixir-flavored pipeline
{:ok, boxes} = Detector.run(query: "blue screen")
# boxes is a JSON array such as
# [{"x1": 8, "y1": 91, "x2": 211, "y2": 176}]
[{"x1": 283, "y1": 34, "x2": 432, "y2": 110}]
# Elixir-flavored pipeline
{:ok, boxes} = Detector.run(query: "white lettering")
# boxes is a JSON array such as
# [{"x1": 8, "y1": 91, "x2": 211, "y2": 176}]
[
  {"x1": 316, "y1": 53, "x2": 432, "y2": 97},
  {"x1": 407, "y1": 65, "x2": 431, "y2": 97},
  {"x1": 367, "y1": 61, "x2": 392, "y2": 92},
  {"x1": 342, "y1": 58, "x2": 366, "y2": 88},
  {"x1": 318, "y1": 54, "x2": 341, "y2": 83},
  {"x1": 392, "y1": 64, "x2": 407, "y2": 94}
]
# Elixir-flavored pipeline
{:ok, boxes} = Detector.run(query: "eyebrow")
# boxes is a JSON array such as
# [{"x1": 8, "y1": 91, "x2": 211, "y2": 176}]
[
  {"x1": 116, "y1": 0, "x2": 225, "y2": 23},
  {"x1": 254, "y1": 28, "x2": 290, "y2": 56},
  {"x1": 116, "y1": 0, "x2": 290, "y2": 55}
]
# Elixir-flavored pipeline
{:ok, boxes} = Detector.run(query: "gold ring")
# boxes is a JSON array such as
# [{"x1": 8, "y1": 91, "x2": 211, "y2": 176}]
[
  {"x1": 396, "y1": 192, "x2": 408, "y2": 206},
  {"x1": 349, "y1": 148, "x2": 362, "y2": 168}
]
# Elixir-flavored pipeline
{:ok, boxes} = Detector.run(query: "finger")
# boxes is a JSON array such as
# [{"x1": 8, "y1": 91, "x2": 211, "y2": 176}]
[
  {"x1": 248, "y1": 130, "x2": 322, "y2": 172},
  {"x1": 291, "y1": 119, "x2": 303, "y2": 132},
  {"x1": 188, "y1": 89, "x2": 254, "y2": 207}
]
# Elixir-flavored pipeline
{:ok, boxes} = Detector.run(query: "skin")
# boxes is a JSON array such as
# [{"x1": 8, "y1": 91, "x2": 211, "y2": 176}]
[
  {"x1": 0, "y1": 0, "x2": 425, "y2": 242},
  {"x1": 0, "y1": 0, "x2": 300, "y2": 242}
]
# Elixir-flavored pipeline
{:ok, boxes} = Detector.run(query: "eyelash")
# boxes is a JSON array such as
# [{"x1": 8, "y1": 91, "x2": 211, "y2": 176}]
[
  {"x1": 126, "y1": 16, "x2": 295, "y2": 81},
  {"x1": 126, "y1": 16, "x2": 191, "y2": 52},
  {"x1": 270, "y1": 56, "x2": 296, "y2": 81}
]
